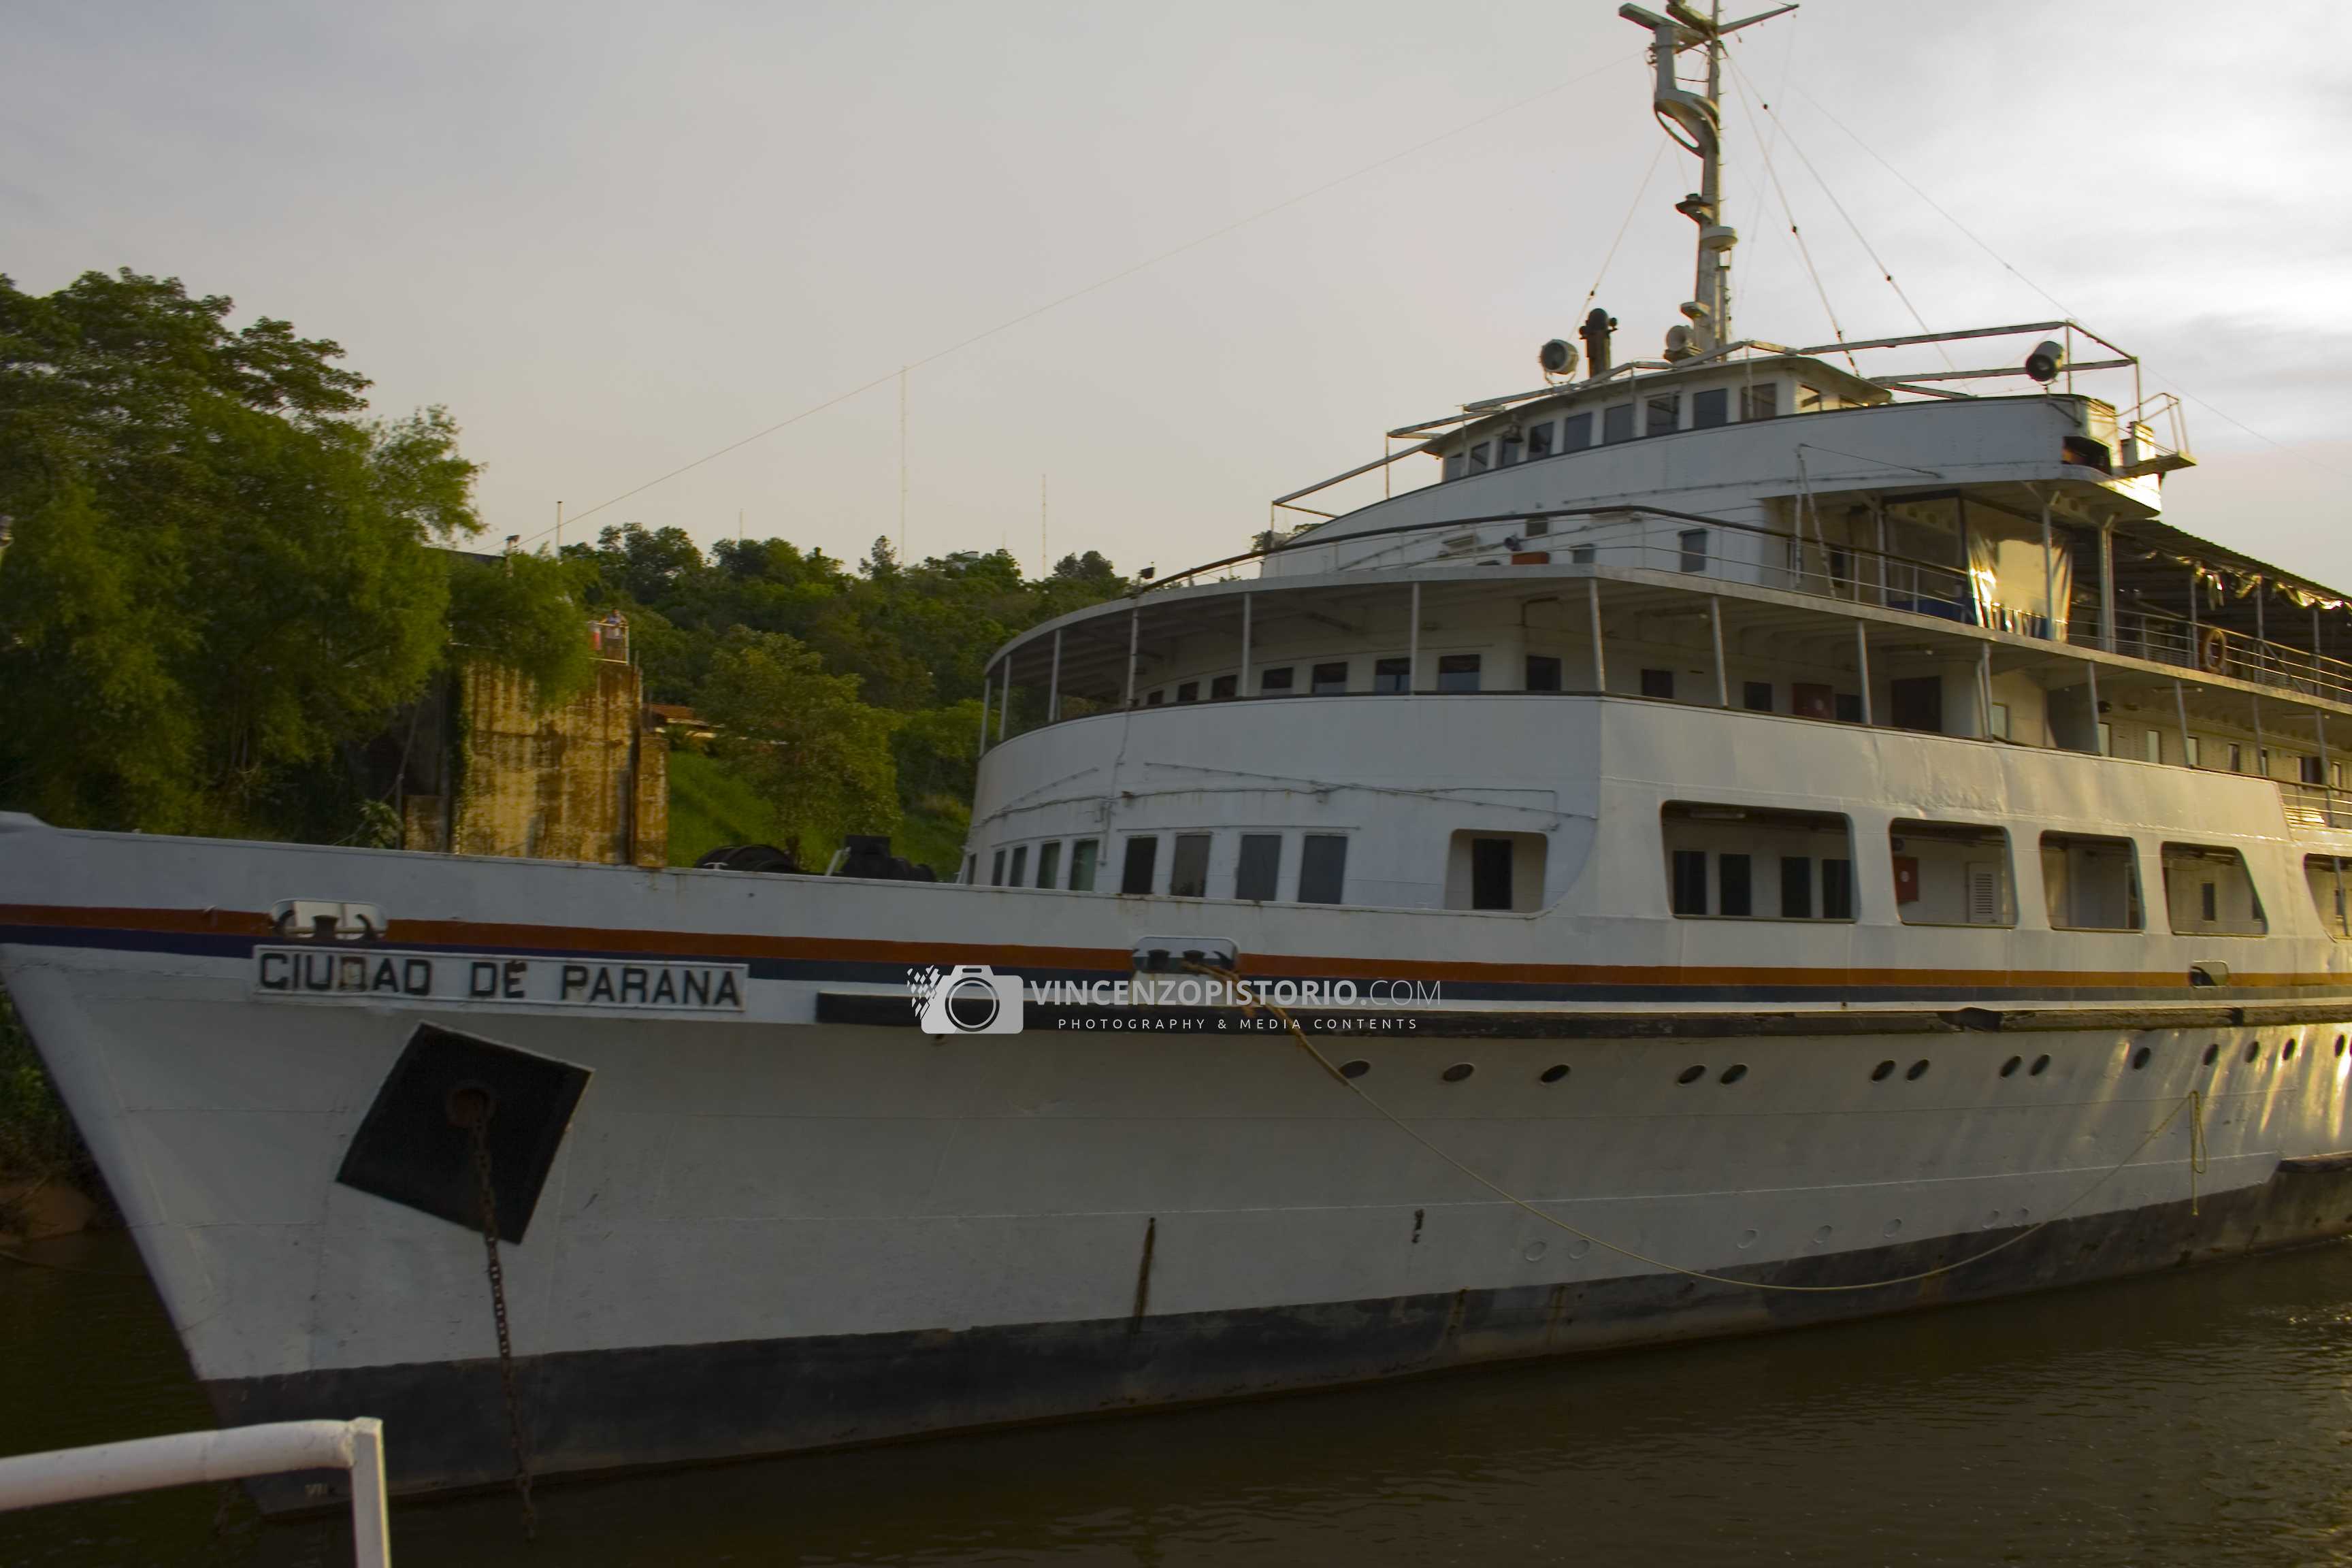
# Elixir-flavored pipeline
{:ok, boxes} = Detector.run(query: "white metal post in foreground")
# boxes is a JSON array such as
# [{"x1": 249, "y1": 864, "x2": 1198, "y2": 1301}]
[{"x1": 0, "y1": 1418, "x2": 390, "y2": 1567}]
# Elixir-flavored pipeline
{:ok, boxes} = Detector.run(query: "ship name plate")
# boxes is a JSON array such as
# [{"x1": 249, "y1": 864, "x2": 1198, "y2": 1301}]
[{"x1": 251, "y1": 945, "x2": 747, "y2": 1011}]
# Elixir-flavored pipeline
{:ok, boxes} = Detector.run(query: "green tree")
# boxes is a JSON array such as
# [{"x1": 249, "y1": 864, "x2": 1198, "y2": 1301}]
[{"x1": 695, "y1": 629, "x2": 900, "y2": 862}]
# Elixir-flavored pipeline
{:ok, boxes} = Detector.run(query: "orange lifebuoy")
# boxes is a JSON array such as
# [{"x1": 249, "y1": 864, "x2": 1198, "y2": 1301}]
[{"x1": 2200, "y1": 627, "x2": 2226, "y2": 674}]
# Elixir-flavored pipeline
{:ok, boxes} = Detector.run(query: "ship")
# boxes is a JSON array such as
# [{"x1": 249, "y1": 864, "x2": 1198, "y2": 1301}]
[{"x1": 7, "y1": 1, "x2": 2352, "y2": 1512}]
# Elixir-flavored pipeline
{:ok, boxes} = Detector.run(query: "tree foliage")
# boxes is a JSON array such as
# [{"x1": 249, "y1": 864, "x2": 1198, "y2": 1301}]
[
  {"x1": 696, "y1": 629, "x2": 901, "y2": 860},
  {"x1": 0, "y1": 269, "x2": 585, "y2": 839}
]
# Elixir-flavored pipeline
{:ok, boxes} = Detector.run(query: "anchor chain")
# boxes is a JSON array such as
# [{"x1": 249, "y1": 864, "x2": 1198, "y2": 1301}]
[{"x1": 451, "y1": 1086, "x2": 537, "y2": 1539}]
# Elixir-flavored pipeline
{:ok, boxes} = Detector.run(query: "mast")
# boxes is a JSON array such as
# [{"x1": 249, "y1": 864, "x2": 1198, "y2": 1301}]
[{"x1": 1618, "y1": 2, "x2": 1795, "y2": 356}]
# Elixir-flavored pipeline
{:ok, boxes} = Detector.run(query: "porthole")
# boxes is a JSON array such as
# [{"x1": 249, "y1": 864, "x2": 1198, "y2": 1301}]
[
  {"x1": 1441, "y1": 1062, "x2": 1475, "y2": 1083},
  {"x1": 2244, "y1": 1041, "x2": 2261, "y2": 1064},
  {"x1": 1339, "y1": 1059, "x2": 1371, "y2": 1079},
  {"x1": 1719, "y1": 1063, "x2": 1748, "y2": 1085},
  {"x1": 2029, "y1": 1055, "x2": 2051, "y2": 1077},
  {"x1": 1871, "y1": 1060, "x2": 1895, "y2": 1082},
  {"x1": 1999, "y1": 1056, "x2": 2023, "y2": 1078},
  {"x1": 2202, "y1": 1043, "x2": 2219, "y2": 1066},
  {"x1": 1677, "y1": 1064, "x2": 1706, "y2": 1085},
  {"x1": 2283, "y1": 1039, "x2": 2298, "y2": 1062},
  {"x1": 1539, "y1": 1064, "x2": 1570, "y2": 1084},
  {"x1": 1906, "y1": 1059, "x2": 1930, "y2": 1081},
  {"x1": 2131, "y1": 1046, "x2": 2152, "y2": 1071}
]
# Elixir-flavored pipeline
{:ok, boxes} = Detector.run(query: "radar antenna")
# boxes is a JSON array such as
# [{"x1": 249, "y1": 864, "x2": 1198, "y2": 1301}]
[{"x1": 1618, "y1": 1, "x2": 1796, "y2": 355}]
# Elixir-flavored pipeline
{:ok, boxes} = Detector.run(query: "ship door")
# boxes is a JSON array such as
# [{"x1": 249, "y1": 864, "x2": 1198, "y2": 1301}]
[{"x1": 1890, "y1": 676, "x2": 1943, "y2": 734}]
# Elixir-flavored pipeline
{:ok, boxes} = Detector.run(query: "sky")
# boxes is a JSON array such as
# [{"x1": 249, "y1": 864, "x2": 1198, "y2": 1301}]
[{"x1": 8, "y1": 0, "x2": 2351, "y2": 584}]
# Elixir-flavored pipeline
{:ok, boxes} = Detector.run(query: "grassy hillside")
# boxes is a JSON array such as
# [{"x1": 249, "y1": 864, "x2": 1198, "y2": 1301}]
[{"x1": 667, "y1": 749, "x2": 966, "y2": 879}]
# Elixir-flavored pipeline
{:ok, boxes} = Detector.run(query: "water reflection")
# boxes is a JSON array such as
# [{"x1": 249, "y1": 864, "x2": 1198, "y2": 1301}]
[{"x1": 7, "y1": 1231, "x2": 2352, "y2": 1567}]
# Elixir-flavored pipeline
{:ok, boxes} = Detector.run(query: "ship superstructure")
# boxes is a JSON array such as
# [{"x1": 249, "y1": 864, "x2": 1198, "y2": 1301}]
[{"x1": 5, "y1": 3, "x2": 2352, "y2": 1511}]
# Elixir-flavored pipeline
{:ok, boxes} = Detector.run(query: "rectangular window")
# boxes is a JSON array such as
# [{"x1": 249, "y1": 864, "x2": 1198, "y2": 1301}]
[
  {"x1": 1797, "y1": 384, "x2": 1827, "y2": 413},
  {"x1": 1176, "y1": 681, "x2": 1199, "y2": 703},
  {"x1": 1823, "y1": 859, "x2": 1854, "y2": 919},
  {"x1": 1444, "y1": 452, "x2": 1466, "y2": 481},
  {"x1": 1498, "y1": 434, "x2": 1522, "y2": 467},
  {"x1": 1525, "y1": 517, "x2": 1550, "y2": 537},
  {"x1": 1526, "y1": 655, "x2": 1563, "y2": 692},
  {"x1": 1435, "y1": 653, "x2": 1482, "y2": 692},
  {"x1": 1469, "y1": 442, "x2": 1491, "y2": 472},
  {"x1": 990, "y1": 848, "x2": 1007, "y2": 886},
  {"x1": 1298, "y1": 835, "x2": 1348, "y2": 904},
  {"x1": 1169, "y1": 833, "x2": 1211, "y2": 898},
  {"x1": 1645, "y1": 392, "x2": 1680, "y2": 436},
  {"x1": 1035, "y1": 840, "x2": 1061, "y2": 889},
  {"x1": 964, "y1": 855, "x2": 977, "y2": 885},
  {"x1": 1311, "y1": 661, "x2": 1350, "y2": 695},
  {"x1": 1008, "y1": 845, "x2": 1028, "y2": 887},
  {"x1": 2097, "y1": 721, "x2": 2112, "y2": 755},
  {"x1": 2187, "y1": 735, "x2": 2202, "y2": 768},
  {"x1": 1835, "y1": 693, "x2": 1864, "y2": 724},
  {"x1": 1470, "y1": 837, "x2": 1515, "y2": 911},
  {"x1": 1663, "y1": 804, "x2": 1854, "y2": 921},
  {"x1": 1260, "y1": 666, "x2": 1295, "y2": 695},
  {"x1": 1235, "y1": 834, "x2": 1282, "y2": 902},
  {"x1": 1671, "y1": 849, "x2": 1709, "y2": 915},
  {"x1": 1743, "y1": 681, "x2": 1774, "y2": 713},
  {"x1": 1641, "y1": 668, "x2": 1676, "y2": 699},
  {"x1": 1559, "y1": 412, "x2": 1595, "y2": 451},
  {"x1": 1718, "y1": 853, "x2": 1753, "y2": 917},
  {"x1": 2302, "y1": 754, "x2": 2325, "y2": 785},
  {"x1": 2229, "y1": 742, "x2": 2244, "y2": 772},
  {"x1": 1211, "y1": 674, "x2": 1237, "y2": 700},
  {"x1": 1678, "y1": 529, "x2": 1709, "y2": 573},
  {"x1": 1780, "y1": 855, "x2": 1812, "y2": 918},
  {"x1": 1741, "y1": 383, "x2": 1778, "y2": 421},
  {"x1": 2161, "y1": 843, "x2": 2267, "y2": 936},
  {"x1": 1146, "y1": 689, "x2": 1165, "y2": 706},
  {"x1": 1373, "y1": 657, "x2": 1411, "y2": 693},
  {"x1": 1692, "y1": 387, "x2": 1729, "y2": 428},
  {"x1": 1120, "y1": 836, "x2": 1158, "y2": 895},
  {"x1": 2304, "y1": 855, "x2": 2351, "y2": 938},
  {"x1": 1989, "y1": 702, "x2": 2012, "y2": 740},
  {"x1": 1890, "y1": 820, "x2": 2015, "y2": 927},
  {"x1": 1526, "y1": 420, "x2": 1554, "y2": 458},
  {"x1": 1602, "y1": 404, "x2": 1636, "y2": 444},
  {"x1": 1569, "y1": 544, "x2": 1596, "y2": 564},
  {"x1": 2040, "y1": 832, "x2": 2142, "y2": 931},
  {"x1": 1069, "y1": 838, "x2": 1100, "y2": 892}
]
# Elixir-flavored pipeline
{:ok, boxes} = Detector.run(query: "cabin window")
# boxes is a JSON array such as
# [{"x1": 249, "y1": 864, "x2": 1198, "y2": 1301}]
[
  {"x1": 2302, "y1": 755, "x2": 2325, "y2": 785},
  {"x1": 1525, "y1": 517, "x2": 1550, "y2": 537},
  {"x1": 1526, "y1": 655, "x2": 1563, "y2": 692},
  {"x1": 1260, "y1": 666, "x2": 1295, "y2": 695},
  {"x1": 1444, "y1": 452, "x2": 1466, "y2": 481},
  {"x1": 1602, "y1": 404, "x2": 1636, "y2": 444},
  {"x1": 1070, "y1": 838, "x2": 1100, "y2": 892},
  {"x1": 1641, "y1": 668, "x2": 1676, "y2": 699},
  {"x1": 1526, "y1": 421, "x2": 1555, "y2": 458},
  {"x1": 1889, "y1": 676, "x2": 1942, "y2": 734},
  {"x1": 1693, "y1": 387, "x2": 1729, "y2": 428},
  {"x1": 1436, "y1": 653, "x2": 1482, "y2": 693},
  {"x1": 1797, "y1": 385, "x2": 1827, "y2": 413},
  {"x1": 1560, "y1": 412, "x2": 1595, "y2": 451},
  {"x1": 2228, "y1": 743, "x2": 2244, "y2": 772},
  {"x1": 1663, "y1": 804, "x2": 1855, "y2": 921},
  {"x1": 2161, "y1": 843, "x2": 2266, "y2": 936},
  {"x1": 1448, "y1": 830, "x2": 1547, "y2": 912},
  {"x1": 1035, "y1": 840, "x2": 1062, "y2": 889},
  {"x1": 1743, "y1": 681, "x2": 1773, "y2": 713},
  {"x1": 1298, "y1": 835, "x2": 1349, "y2": 904},
  {"x1": 1146, "y1": 689, "x2": 1165, "y2": 706},
  {"x1": 1499, "y1": 433, "x2": 1523, "y2": 467},
  {"x1": 2097, "y1": 721, "x2": 2111, "y2": 755},
  {"x1": 1741, "y1": 383, "x2": 1778, "y2": 421},
  {"x1": 1120, "y1": 836, "x2": 1158, "y2": 895},
  {"x1": 2040, "y1": 832, "x2": 2142, "y2": 931},
  {"x1": 1311, "y1": 662, "x2": 1350, "y2": 694},
  {"x1": 1646, "y1": 392, "x2": 1680, "y2": 436},
  {"x1": 1989, "y1": 702, "x2": 2012, "y2": 740},
  {"x1": 1169, "y1": 833, "x2": 1211, "y2": 898},
  {"x1": 1469, "y1": 442, "x2": 1492, "y2": 472},
  {"x1": 1570, "y1": 544, "x2": 1596, "y2": 564},
  {"x1": 1211, "y1": 674, "x2": 1237, "y2": 700},
  {"x1": 1373, "y1": 657, "x2": 1411, "y2": 693},
  {"x1": 2185, "y1": 735, "x2": 2203, "y2": 767},
  {"x1": 991, "y1": 848, "x2": 1007, "y2": 886},
  {"x1": 1009, "y1": 845, "x2": 1029, "y2": 887},
  {"x1": 2304, "y1": 855, "x2": 2351, "y2": 938},
  {"x1": 1176, "y1": 681, "x2": 1199, "y2": 704},
  {"x1": 1835, "y1": 693, "x2": 1865, "y2": 723},
  {"x1": 964, "y1": 855, "x2": 977, "y2": 885},
  {"x1": 1891, "y1": 821, "x2": 2015, "y2": 926},
  {"x1": 1678, "y1": 529, "x2": 1709, "y2": 573},
  {"x1": 1235, "y1": 834, "x2": 1282, "y2": 902}
]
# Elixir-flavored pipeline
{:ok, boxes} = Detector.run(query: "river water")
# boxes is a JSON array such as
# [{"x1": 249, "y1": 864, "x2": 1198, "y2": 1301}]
[{"x1": 7, "y1": 1229, "x2": 2352, "y2": 1567}]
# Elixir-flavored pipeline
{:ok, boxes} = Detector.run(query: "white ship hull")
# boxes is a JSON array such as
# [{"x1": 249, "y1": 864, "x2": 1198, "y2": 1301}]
[{"x1": 6, "y1": 810, "x2": 2349, "y2": 1509}]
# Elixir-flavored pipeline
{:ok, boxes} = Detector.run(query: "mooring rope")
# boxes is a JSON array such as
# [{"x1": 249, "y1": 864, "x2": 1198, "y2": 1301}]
[{"x1": 1188, "y1": 964, "x2": 2213, "y2": 1296}]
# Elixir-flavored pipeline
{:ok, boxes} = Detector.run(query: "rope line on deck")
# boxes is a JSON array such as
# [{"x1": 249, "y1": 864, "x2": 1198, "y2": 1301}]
[{"x1": 1190, "y1": 964, "x2": 2213, "y2": 1295}]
